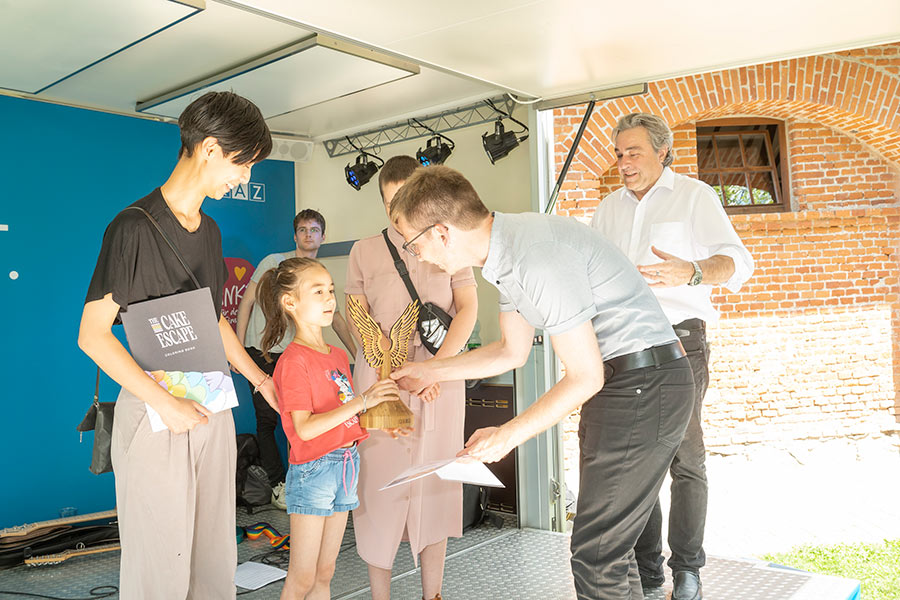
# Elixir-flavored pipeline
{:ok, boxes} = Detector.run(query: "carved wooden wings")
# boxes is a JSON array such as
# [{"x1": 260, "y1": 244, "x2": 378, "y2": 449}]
[
  {"x1": 388, "y1": 300, "x2": 419, "y2": 369},
  {"x1": 347, "y1": 296, "x2": 419, "y2": 370}
]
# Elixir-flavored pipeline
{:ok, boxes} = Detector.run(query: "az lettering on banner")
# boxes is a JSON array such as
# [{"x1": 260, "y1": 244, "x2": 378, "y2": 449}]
[
  {"x1": 249, "y1": 183, "x2": 265, "y2": 202},
  {"x1": 230, "y1": 183, "x2": 248, "y2": 200}
]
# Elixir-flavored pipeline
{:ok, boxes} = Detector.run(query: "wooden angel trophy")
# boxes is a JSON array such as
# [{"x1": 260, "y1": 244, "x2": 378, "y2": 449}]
[{"x1": 347, "y1": 295, "x2": 418, "y2": 430}]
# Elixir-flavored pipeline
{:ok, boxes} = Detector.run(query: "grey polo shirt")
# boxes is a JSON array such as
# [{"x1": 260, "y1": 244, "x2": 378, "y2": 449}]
[{"x1": 481, "y1": 212, "x2": 676, "y2": 361}]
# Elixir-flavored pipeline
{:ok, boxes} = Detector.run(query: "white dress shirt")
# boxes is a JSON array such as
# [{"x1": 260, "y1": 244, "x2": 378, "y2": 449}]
[{"x1": 591, "y1": 167, "x2": 754, "y2": 325}]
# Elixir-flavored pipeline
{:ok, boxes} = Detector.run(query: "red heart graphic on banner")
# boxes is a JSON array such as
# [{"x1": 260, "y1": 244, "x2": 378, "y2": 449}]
[{"x1": 222, "y1": 257, "x2": 255, "y2": 332}]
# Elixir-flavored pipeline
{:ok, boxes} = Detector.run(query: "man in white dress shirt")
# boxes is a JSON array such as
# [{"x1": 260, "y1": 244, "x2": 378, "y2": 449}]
[{"x1": 591, "y1": 113, "x2": 754, "y2": 600}]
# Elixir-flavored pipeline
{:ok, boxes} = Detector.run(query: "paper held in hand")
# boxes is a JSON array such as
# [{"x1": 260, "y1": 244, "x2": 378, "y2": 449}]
[
  {"x1": 380, "y1": 457, "x2": 504, "y2": 491},
  {"x1": 121, "y1": 288, "x2": 238, "y2": 432}
]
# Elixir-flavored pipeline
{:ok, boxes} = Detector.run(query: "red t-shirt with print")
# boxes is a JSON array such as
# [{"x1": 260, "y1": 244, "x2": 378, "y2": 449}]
[{"x1": 273, "y1": 342, "x2": 368, "y2": 464}]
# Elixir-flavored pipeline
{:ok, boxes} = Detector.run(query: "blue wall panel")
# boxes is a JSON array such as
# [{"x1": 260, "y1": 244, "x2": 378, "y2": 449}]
[{"x1": 0, "y1": 95, "x2": 294, "y2": 527}]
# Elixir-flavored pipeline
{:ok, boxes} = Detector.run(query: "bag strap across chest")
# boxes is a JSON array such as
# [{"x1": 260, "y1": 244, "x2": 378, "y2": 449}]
[
  {"x1": 382, "y1": 228, "x2": 423, "y2": 305},
  {"x1": 91, "y1": 206, "x2": 204, "y2": 401},
  {"x1": 125, "y1": 205, "x2": 201, "y2": 290}
]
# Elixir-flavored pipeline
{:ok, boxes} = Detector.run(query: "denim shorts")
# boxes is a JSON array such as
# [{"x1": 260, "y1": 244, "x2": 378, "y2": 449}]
[{"x1": 285, "y1": 445, "x2": 360, "y2": 516}]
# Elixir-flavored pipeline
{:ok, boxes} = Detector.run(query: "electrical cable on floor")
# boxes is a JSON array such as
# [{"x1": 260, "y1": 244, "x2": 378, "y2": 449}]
[
  {"x1": 0, "y1": 586, "x2": 118, "y2": 599},
  {"x1": 1, "y1": 504, "x2": 362, "y2": 599}
]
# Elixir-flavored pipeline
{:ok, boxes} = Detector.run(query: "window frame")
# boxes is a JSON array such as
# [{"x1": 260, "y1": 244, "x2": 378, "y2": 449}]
[{"x1": 696, "y1": 117, "x2": 791, "y2": 215}]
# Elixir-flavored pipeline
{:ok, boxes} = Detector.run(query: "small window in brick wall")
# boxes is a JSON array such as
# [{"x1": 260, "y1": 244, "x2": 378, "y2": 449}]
[{"x1": 696, "y1": 118, "x2": 789, "y2": 214}]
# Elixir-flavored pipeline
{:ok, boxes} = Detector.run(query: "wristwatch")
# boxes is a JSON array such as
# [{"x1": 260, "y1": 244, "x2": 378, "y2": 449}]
[{"x1": 688, "y1": 261, "x2": 703, "y2": 286}]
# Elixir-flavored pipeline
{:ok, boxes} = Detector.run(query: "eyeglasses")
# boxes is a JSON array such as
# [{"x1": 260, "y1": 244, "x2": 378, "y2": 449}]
[
  {"x1": 296, "y1": 226, "x2": 322, "y2": 235},
  {"x1": 401, "y1": 224, "x2": 436, "y2": 257}
]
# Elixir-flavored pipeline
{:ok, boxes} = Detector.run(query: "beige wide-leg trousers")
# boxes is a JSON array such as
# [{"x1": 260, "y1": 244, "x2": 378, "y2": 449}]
[{"x1": 111, "y1": 388, "x2": 237, "y2": 600}]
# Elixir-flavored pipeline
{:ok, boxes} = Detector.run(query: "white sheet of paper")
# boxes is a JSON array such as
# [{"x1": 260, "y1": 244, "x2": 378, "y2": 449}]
[
  {"x1": 145, "y1": 371, "x2": 239, "y2": 432},
  {"x1": 380, "y1": 457, "x2": 504, "y2": 491},
  {"x1": 234, "y1": 561, "x2": 287, "y2": 590}
]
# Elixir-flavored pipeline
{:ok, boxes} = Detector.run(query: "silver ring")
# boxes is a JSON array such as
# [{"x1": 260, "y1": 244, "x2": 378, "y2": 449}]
[{"x1": 655, "y1": 270, "x2": 660, "y2": 276}]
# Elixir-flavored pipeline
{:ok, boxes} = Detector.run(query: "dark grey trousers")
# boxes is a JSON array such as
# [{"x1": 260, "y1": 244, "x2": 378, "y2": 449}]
[
  {"x1": 635, "y1": 320, "x2": 711, "y2": 582},
  {"x1": 246, "y1": 346, "x2": 286, "y2": 486},
  {"x1": 571, "y1": 356, "x2": 695, "y2": 600}
]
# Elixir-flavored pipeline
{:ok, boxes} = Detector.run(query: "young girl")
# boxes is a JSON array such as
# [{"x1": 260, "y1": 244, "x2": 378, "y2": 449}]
[{"x1": 257, "y1": 257, "x2": 399, "y2": 600}]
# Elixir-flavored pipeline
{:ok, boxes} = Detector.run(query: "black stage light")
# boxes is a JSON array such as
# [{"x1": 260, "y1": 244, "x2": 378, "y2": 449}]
[
  {"x1": 345, "y1": 152, "x2": 381, "y2": 191},
  {"x1": 410, "y1": 118, "x2": 455, "y2": 166},
  {"x1": 417, "y1": 135, "x2": 454, "y2": 166},
  {"x1": 482, "y1": 119, "x2": 521, "y2": 164},
  {"x1": 482, "y1": 99, "x2": 529, "y2": 164}
]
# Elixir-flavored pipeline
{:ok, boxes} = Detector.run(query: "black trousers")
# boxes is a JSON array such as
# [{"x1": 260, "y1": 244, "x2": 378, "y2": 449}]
[
  {"x1": 634, "y1": 319, "x2": 710, "y2": 581},
  {"x1": 246, "y1": 346, "x2": 286, "y2": 486},
  {"x1": 571, "y1": 356, "x2": 694, "y2": 600}
]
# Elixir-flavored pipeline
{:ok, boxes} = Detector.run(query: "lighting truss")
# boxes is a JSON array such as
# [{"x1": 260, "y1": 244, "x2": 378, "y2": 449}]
[{"x1": 323, "y1": 95, "x2": 515, "y2": 158}]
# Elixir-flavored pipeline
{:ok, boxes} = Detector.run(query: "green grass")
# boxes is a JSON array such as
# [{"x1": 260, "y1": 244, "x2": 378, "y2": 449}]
[{"x1": 760, "y1": 539, "x2": 900, "y2": 600}]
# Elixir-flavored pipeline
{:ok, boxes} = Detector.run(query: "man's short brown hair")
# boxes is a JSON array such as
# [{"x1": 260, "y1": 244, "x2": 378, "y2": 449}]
[
  {"x1": 293, "y1": 209, "x2": 326, "y2": 236},
  {"x1": 389, "y1": 165, "x2": 489, "y2": 230},
  {"x1": 378, "y1": 155, "x2": 420, "y2": 199}
]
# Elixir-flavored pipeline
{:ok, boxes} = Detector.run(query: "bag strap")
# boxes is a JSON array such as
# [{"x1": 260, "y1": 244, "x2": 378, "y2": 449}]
[
  {"x1": 94, "y1": 366, "x2": 101, "y2": 407},
  {"x1": 92, "y1": 206, "x2": 203, "y2": 405},
  {"x1": 124, "y1": 206, "x2": 201, "y2": 290},
  {"x1": 382, "y1": 228, "x2": 422, "y2": 305}
]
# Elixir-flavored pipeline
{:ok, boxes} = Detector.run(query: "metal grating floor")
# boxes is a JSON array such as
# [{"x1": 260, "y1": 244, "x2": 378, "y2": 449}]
[{"x1": 0, "y1": 508, "x2": 860, "y2": 600}]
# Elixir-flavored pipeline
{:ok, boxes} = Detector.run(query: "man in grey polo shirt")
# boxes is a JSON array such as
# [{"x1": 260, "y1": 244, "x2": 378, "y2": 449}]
[
  {"x1": 389, "y1": 165, "x2": 695, "y2": 600},
  {"x1": 594, "y1": 113, "x2": 754, "y2": 600}
]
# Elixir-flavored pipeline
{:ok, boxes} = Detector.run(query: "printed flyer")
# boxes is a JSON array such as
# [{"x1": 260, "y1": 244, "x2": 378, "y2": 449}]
[{"x1": 121, "y1": 288, "x2": 238, "y2": 432}]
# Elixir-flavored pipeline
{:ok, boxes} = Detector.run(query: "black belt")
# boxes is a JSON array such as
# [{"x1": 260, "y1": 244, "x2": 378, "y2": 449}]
[{"x1": 604, "y1": 340, "x2": 686, "y2": 378}]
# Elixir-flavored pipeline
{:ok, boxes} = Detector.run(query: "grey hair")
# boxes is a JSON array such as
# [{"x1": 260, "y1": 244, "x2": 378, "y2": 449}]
[{"x1": 611, "y1": 113, "x2": 675, "y2": 167}]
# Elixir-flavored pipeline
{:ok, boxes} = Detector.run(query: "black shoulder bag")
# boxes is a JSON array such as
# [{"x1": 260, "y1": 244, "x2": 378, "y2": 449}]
[
  {"x1": 382, "y1": 229, "x2": 453, "y2": 356},
  {"x1": 77, "y1": 206, "x2": 201, "y2": 474},
  {"x1": 76, "y1": 368, "x2": 115, "y2": 475}
]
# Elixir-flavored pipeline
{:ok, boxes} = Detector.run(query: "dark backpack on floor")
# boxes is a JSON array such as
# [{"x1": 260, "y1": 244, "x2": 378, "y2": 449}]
[
  {"x1": 463, "y1": 484, "x2": 506, "y2": 531},
  {"x1": 236, "y1": 434, "x2": 272, "y2": 513},
  {"x1": 463, "y1": 484, "x2": 490, "y2": 531}
]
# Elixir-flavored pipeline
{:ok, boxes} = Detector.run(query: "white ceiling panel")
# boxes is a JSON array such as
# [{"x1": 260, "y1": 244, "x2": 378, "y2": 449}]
[
  {"x1": 40, "y1": 1, "x2": 310, "y2": 113},
  {"x1": 233, "y1": 0, "x2": 900, "y2": 101},
  {"x1": 222, "y1": 1, "x2": 539, "y2": 49},
  {"x1": 2, "y1": 0, "x2": 898, "y2": 140},
  {"x1": 138, "y1": 37, "x2": 418, "y2": 119},
  {"x1": 0, "y1": 0, "x2": 201, "y2": 94},
  {"x1": 265, "y1": 66, "x2": 496, "y2": 140}
]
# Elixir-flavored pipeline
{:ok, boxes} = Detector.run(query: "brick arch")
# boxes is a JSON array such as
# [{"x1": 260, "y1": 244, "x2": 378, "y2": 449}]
[{"x1": 556, "y1": 49, "x2": 900, "y2": 179}]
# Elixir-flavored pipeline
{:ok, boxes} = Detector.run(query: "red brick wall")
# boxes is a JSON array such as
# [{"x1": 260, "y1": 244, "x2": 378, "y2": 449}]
[
  {"x1": 554, "y1": 41, "x2": 900, "y2": 451},
  {"x1": 836, "y1": 44, "x2": 900, "y2": 76},
  {"x1": 789, "y1": 122, "x2": 899, "y2": 210},
  {"x1": 707, "y1": 208, "x2": 900, "y2": 449}
]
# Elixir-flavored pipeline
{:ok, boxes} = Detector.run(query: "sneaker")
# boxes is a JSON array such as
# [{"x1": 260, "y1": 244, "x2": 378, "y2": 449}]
[{"x1": 271, "y1": 481, "x2": 287, "y2": 510}]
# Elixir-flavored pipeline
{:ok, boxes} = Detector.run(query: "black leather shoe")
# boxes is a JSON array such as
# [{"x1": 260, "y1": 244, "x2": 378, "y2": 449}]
[{"x1": 672, "y1": 571, "x2": 702, "y2": 600}]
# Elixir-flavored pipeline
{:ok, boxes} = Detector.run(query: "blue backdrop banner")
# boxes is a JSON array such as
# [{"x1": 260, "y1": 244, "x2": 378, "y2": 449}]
[{"x1": 0, "y1": 94, "x2": 294, "y2": 528}]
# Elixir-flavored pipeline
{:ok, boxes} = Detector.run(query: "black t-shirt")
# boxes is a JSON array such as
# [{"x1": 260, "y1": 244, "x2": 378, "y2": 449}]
[{"x1": 85, "y1": 188, "x2": 228, "y2": 321}]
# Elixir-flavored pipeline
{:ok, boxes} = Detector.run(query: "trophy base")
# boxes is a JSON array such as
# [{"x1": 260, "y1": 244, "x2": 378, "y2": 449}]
[{"x1": 359, "y1": 400, "x2": 414, "y2": 430}]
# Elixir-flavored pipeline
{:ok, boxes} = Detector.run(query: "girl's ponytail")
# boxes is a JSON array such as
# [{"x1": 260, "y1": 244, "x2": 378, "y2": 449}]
[
  {"x1": 255, "y1": 257, "x2": 325, "y2": 362},
  {"x1": 257, "y1": 266, "x2": 290, "y2": 363}
]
